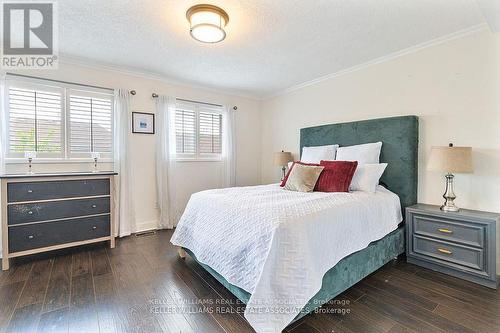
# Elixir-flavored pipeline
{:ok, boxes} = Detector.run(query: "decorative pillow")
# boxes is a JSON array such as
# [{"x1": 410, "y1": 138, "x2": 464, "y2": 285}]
[
  {"x1": 315, "y1": 161, "x2": 358, "y2": 192},
  {"x1": 283, "y1": 163, "x2": 324, "y2": 192},
  {"x1": 301, "y1": 145, "x2": 339, "y2": 164},
  {"x1": 335, "y1": 142, "x2": 382, "y2": 165},
  {"x1": 281, "y1": 161, "x2": 319, "y2": 187},
  {"x1": 349, "y1": 163, "x2": 388, "y2": 193}
]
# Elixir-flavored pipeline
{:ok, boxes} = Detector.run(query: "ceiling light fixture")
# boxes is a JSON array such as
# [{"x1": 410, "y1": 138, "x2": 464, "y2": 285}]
[{"x1": 186, "y1": 4, "x2": 229, "y2": 43}]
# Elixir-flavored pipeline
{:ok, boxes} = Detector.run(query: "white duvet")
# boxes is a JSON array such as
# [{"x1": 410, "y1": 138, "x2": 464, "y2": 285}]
[{"x1": 170, "y1": 184, "x2": 402, "y2": 333}]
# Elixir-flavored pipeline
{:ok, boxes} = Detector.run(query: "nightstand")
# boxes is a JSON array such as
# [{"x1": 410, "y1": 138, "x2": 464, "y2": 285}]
[{"x1": 406, "y1": 204, "x2": 500, "y2": 289}]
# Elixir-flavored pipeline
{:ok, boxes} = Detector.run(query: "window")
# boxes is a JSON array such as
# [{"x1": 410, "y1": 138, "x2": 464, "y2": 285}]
[
  {"x1": 199, "y1": 112, "x2": 222, "y2": 154},
  {"x1": 69, "y1": 90, "x2": 113, "y2": 157},
  {"x1": 174, "y1": 101, "x2": 223, "y2": 160},
  {"x1": 5, "y1": 76, "x2": 113, "y2": 160},
  {"x1": 8, "y1": 84, "x2": 63, "y2": 157}
]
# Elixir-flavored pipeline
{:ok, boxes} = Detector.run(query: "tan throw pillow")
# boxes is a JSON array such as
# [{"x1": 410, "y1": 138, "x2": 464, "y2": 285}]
[{"x1": 283, "y1": 163, "x2": 324, "y2": 192}]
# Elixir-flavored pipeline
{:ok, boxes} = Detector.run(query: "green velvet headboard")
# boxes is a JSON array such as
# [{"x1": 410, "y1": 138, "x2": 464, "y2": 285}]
[{"x1": 300, "y1": 116, "x2": 419, "y2": 211}]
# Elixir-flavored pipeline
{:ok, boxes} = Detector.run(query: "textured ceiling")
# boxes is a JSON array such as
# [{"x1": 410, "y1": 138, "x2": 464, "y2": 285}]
[{"x1": 59, "y1": 0, "x2": 485, "y2": 98}]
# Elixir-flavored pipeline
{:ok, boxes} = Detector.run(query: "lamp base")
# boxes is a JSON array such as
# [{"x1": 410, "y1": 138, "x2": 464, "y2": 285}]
[
  {"x1": 440, "y1": 173, "x2": 459, "y2": 212},
  {"x1": 440, "y1": 202, "x2": 460, "y2": 212}
]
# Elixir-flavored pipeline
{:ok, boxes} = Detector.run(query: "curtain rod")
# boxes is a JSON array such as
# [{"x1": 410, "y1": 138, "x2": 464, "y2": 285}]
[
  {"x1": 6, "y1": 73, "x2": 117, "y2": 92},
  {"x1": 151, "y1": 93, "x2": 223, "y2": 108},
  {"x1": 177, "y1": 98, "x2": 222, "y2": 107}
]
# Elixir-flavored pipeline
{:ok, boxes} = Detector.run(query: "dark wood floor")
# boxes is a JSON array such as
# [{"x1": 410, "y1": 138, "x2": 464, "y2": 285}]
[{"x1": 0, "y1": 230, "x2": 499, "y2": 333}]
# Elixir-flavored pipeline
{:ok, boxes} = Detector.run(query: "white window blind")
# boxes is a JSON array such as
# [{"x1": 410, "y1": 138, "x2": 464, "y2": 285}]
[
  {"x1": 199, "y1": 111, "x2": 222, "y2": 154},
  {"x1": 5, "y1": 76, "x2": 114, "y2": 160},
  {"x1": 175, "y1": 109, "x2": 196, "y2": 154},
  {"x1": 69, "y1": 91, "x2": 113, "y2": 157},
  {"x1": 7, "y1": 85, "x2": 63, "y2": 157},
  {"x1": 174, "y1": 101, "x2": 223, "y2": 159}
]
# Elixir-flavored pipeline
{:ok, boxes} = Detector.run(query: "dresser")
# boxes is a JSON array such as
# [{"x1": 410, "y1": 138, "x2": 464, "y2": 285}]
[
  {"x1": 406, "y1": 204, "x2": 500, "y2": 289},
  {"x1": 1, "y1": 172, "x2": 117, "y2": 270}
]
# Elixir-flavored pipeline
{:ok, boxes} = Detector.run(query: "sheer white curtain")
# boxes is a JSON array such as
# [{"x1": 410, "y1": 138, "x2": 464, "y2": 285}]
[
  {"x1": 0, "y1": 74, "x2": 6, "y2": 174},
  {"x1": 155, "y1": 95, "x2": 176, "y2": 229},
  {"x1": 223, "y1": 105, "x2": 236, "y2": 187},
  {"x1": 0, "y1": 75, "x2": 6, "y2": 258},
  {"x1": 113, "y1": 89, "x2": 136, "y2": 237}
]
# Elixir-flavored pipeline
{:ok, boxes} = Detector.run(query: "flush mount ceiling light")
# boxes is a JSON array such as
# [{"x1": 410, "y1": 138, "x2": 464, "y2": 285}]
[{"x1": 186, "y1": 4, "x2": 229, "y2": 43}]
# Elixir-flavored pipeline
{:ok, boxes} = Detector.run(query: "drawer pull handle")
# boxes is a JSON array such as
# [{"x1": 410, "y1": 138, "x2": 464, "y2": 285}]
[
  {"x1": 27, "y1": 189, "x2": 33, "y2": 193},
  {"x1": 437, "y1": 248, "x2": 452, "y2": 255},
  {"x1": 91, "y1": 204, "x2": 97, "y2": 208},
  {"x1": 92, "y1": 226, "x2": 97, "y2": 230},
  {"x1": 28, "y1": 235, "x2": 34, "y2": 239},
  {"x1": 28, "y1": 211, "x2": 33, "y2": 215},
  {"x1": 438, "y1": 228, "x2": 453, "y2": 234}
]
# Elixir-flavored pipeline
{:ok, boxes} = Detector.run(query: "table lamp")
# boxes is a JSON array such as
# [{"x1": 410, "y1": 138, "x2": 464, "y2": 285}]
[
  {"x1": 274, "y1": 151, "x2": 293, "y2": 181},
  {"x1": 427, "y1": 143, "x2": 473, "y2": 212}
]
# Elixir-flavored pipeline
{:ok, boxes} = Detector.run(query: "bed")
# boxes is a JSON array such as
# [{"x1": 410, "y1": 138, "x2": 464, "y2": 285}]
[{"x1": 171, "y1": 115, "x2": 419, "y2": 333}]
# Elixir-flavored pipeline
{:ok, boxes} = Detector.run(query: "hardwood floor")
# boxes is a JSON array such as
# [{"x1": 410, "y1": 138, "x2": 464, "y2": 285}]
[{"x1": 0, "y1": 229, "x2": 499, "y2": 333}]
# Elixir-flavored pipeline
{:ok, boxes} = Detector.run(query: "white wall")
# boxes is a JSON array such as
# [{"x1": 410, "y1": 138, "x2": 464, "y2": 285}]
[
  {"x1": 261, "y1": 28, "x2": 500, "y2": 213},
  {"x1": 4, "y1": 62, "x2": 262, "y2": 232}
]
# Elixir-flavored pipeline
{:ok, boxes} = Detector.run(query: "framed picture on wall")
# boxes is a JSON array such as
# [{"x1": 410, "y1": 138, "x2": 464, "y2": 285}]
[{"x1": 132, "y1": 112, "x2": 155, "y2": 134}]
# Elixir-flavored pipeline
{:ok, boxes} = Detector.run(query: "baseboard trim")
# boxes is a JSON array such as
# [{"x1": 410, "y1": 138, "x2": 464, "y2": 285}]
[{"x1": 134, "y1": 220, "x2": 159, "y2": 233}]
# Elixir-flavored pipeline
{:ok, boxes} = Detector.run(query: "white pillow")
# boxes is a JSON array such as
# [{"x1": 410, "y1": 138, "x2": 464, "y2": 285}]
[
  {"x1": 350, "y1": 163, "x2": 388, "y2": 193},
  {"x1": 301, "y1": 145, "x2": 339, "y2": 164},
  {"x1": 335, "y1": 142, "x2": 382, "y2": 165}
]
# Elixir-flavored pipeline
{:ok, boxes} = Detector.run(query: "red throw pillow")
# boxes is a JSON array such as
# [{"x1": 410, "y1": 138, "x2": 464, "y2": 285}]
[
  {"x1": 280, "y1": 161, "x2": 320, "y2": 187},
  {"x1": 315, "y1": 160, "x2": 358, "y2": 192}
]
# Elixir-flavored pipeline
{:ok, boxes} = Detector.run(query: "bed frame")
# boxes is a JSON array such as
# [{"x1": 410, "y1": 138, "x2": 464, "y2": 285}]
[{"x1": 181, "y1": 115, "x2": 419, "y2": 323}]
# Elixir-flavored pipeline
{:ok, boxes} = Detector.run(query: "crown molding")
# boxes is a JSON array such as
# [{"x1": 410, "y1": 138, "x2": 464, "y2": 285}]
[
  {"x1": 58, "y1": 54, "x2": 261, "y2": 101},
  {"x1": 264, "y1": 23, "x2": 489, "y2": 100},
  {"x1": 59, "y1": 23, "x2": 489, "y2": 102}
]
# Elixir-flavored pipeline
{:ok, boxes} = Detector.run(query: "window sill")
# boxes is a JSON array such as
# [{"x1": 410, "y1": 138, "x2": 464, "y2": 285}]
[
  {"x1": 172, "y1": 158, "x2": 223, "y2": 163},
  {"x1": 5, "y1": 158, "x2": 114, "y2": 165}
]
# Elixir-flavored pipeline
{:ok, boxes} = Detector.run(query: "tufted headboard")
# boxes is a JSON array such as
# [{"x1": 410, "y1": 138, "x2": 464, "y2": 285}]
[{"x1": 300, "y1": 116, "x2": 419, "y2": 211}]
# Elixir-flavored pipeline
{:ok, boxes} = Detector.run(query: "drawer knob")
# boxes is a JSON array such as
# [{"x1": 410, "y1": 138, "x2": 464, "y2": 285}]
[
  {"x1": 28, "y1": 211, "x2": 33, "y2": 215},
  {"x1": 437, "y1": 248, "x2": 452, "y2": 255},
  {"x1": 438, "y1": 228, "x2": 453, "y2": 234},
  {"x1": 92, "y1": 226, "x2": 97, "y2": 230},
  {"x1": 28, "y1": 235, "x2": 34, "y2": 239},
  {"x1": 91, "y1": 204, "x2": 97, "y2": 208},
  {"x1": 27, "y1": 189, "x2": 33, "y2": 193}
]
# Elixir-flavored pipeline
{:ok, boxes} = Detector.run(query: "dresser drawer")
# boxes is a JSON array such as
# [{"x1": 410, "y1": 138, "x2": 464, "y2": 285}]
[
  {"x1": 8, "y1": 215, "x2": 110, "y2": 253},
  {"x1": 7, "y1": 197, "x2": 110, "y2": 225},
  {"x1": 412, "y1": 214, "x2": 485, "y2": 248},
  {"x1": 413, "y1": 235, "x2": 485, "y2": 272},
  {"x1": 7, "y1": 179, "x2": 110, "y2": 203}
]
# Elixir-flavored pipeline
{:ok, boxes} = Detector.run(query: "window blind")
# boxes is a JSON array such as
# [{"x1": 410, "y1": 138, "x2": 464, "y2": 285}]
[
  {"x1": 5, "y1": 76, "x2": 114, "y2": 160},
  {"x1": 8, "y1": 86, "x2": 62, "y2": 155},
  {"x1": 69, "y1": 91, "x2": 113, "y2": 156},
  {"x1": 199, "y1": 111, "x2": 222, "y2": 154},
  {"x1": 173, "y1": 101, "x2": 223, "y2": 159},
  {"x1": 175, "y1": 109, "x2": 196, "y2": 154}
]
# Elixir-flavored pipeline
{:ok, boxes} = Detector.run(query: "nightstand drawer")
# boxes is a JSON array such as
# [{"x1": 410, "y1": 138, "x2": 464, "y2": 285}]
[
  {"x1": 413, "y1": 235, "x2": 485, "y2": 271},
  {"x1": 7, "y1": 197, "x2": 110, "y2": 225},
  {"x1": 412, "y1": 214, "x2": 485, "y2": 248},
  {"x1": 8, "y1": 215, "x2": 110, "y2": 253},
  {"x1": 7, "y1": 179, "x2": 110, "y2": 203}
]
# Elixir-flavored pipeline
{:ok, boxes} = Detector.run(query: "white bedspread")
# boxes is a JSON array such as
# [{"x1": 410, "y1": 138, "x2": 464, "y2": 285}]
[{"x1": 170, "y1": 184, "x2": 402, "y2": 333}]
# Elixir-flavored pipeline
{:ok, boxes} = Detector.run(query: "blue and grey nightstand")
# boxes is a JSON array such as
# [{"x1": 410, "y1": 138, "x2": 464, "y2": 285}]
[{"x1": 406, "y1": 204, "x2": 500, "y2": 289}]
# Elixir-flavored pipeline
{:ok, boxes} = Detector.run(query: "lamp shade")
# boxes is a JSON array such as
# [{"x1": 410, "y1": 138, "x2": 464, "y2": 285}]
[
  {"x1": 274, "y1": 151, "x2": 293, "y2": 166},
  {"x1": 427, "y1": 145, "x2": 473, "y2": 173}
]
